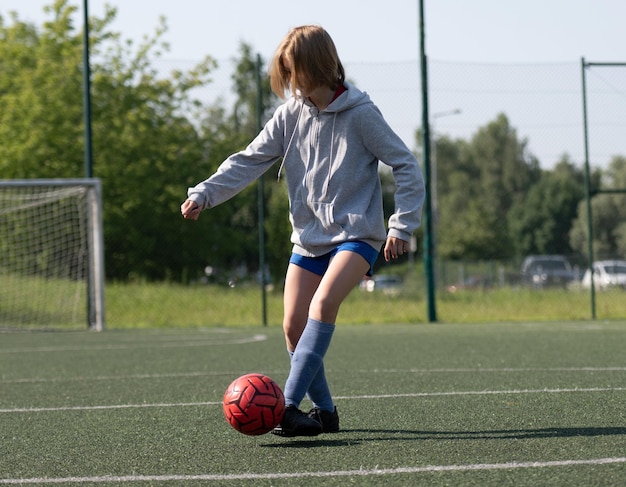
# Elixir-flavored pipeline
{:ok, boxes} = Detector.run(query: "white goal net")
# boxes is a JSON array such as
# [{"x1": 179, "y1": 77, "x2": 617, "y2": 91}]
[{"x1": 0, "y1": 179, "x2": 105, "y2": 330}]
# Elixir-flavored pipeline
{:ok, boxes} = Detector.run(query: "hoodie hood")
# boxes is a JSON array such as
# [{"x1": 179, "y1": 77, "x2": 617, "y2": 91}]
[
  {"x1": 320, "y1": 81, "x2": 372, "y2": 113},
  {"x1": 298, "y1": 82, "x2": 373, "y2": 118},
  {"x1": 277, "y1": 82, "x2": 371, "y2": 181}
]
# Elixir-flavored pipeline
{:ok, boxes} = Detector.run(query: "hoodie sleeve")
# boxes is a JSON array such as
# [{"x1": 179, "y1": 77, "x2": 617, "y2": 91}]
[
  {"x1": 360, "y1": 104, "x2": 425, "y2": 241},
  {"x1": 187, "y1": 106, "x2": 287, "y2": 210}
]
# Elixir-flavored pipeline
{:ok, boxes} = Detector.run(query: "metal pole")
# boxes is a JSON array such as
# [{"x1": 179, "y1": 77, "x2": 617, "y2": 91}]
[
  {"x1": 82, "y1": 0, "x2": 93, "y2": 178},
  {"x1": 419, "y1": 0, "x2": 437, "y2": 322},
  {"x1": 256, "y1": 54, "x2": 268, "y2": 326},
  {"x1": 82, "y1": 0, "x2": 96, "y2": 329},
  {"x1": 581, "y1": 57, "x2": 596, "y2": 319}
]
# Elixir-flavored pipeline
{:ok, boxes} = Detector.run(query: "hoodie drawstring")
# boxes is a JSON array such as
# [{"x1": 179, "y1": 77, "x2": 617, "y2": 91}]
[
  {"x1": 277, "y1": 102, "x2": 304, "y2": 181},
  {"x1": 321, "y1": 113, "x2": 337, "y2": 197}
]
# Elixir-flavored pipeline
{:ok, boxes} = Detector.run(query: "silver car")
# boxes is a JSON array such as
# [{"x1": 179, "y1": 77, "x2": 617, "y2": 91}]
[{"x1": 521, "y1": 255, "x2": 575, "y2": 288}]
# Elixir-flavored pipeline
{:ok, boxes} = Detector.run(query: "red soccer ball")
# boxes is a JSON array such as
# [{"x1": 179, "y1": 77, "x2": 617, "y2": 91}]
[{"x1": 222, "y1": 373, "x2": 286, "y2": 435}]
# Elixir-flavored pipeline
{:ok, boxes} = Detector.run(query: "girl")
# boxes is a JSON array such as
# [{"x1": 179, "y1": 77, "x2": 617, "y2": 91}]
[{"x1": 181, "y1": 25, "x2": 424, "y2": 437}]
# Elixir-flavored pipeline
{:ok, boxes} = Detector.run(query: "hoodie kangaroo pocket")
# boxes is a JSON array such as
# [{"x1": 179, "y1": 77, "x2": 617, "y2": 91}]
[{"x1": 292, "y1": 200, "x2": 341, "y2": 246}]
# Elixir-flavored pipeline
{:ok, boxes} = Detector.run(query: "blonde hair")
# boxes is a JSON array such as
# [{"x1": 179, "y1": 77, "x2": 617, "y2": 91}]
[{"x1": 269, "y1": 25, "x2": 345, "y2": 99}]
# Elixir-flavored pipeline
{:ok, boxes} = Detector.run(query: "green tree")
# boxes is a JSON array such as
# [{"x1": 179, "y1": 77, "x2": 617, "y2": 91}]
[
  {"x1": 508, "y1": 155, "x2": 585, "y2": 256},
  {"x1": 265, "y1": 180, "x2": 291, "y2": 284},
  {"x1": 230, "y1": 43, "x2": 276, "y2": 135},
  {"x1": 0, "y1": 3, "x2": 84, "y2": 177},
  {"x1": 570, "y1": 155, "x2": 626, "y2": 260},
  {"x1": 434, "y1": 114, "x2": 540, "y2": 259},
  {"x1": 0, "y1": 1, "x2": 218, "y2": 281},
  {"x1": 87, "y1": 6, "x2": 216, "y2": 280},
  {"x1": 192, "y1": 43, "x2": 283, "y2": 282},
  {"x1": 609, "y1": 156, "x2": 626, "y2": 257}
]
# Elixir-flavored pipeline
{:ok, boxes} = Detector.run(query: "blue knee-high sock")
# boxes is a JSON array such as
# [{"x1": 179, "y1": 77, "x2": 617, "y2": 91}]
[
  {"x1": 287, "y1": 350, "x2": 334, "y2": 411},
  {"x1": 306, "y1": 361, "x2": 334, "y2": 411},
  {"x1": 283, "y1": 318, "x2": 335, "y2": 408}
]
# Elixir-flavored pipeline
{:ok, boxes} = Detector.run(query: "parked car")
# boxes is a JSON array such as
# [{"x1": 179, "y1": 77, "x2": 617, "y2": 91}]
[
  {"x1": 520, "y1": 255, "x2": 575, "y2": 288},
  {"x1": 446, "y1": 275, "x2": 493, "y2": 293},
  {"x1": 581, "y1": 260, "x2": 626, "y2": 290}
]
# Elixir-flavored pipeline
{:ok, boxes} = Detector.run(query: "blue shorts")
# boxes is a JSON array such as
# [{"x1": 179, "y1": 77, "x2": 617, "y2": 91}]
[{"x1": 289, "y1": 241, "x2": 380, "y2": 277}]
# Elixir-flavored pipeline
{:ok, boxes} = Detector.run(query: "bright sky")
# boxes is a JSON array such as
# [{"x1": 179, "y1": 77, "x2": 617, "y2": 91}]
[
  {"x1": 3, "y1": 0, "x2": 624, "y2": 63},
  {"x1": 2, "y1": 0, "x2": 625, "y2": 168}
]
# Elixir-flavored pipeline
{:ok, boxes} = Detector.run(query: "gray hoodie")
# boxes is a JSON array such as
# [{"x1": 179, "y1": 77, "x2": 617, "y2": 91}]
[{"x1": 187, "y1": 82, "x2": 424, "y2": 258}]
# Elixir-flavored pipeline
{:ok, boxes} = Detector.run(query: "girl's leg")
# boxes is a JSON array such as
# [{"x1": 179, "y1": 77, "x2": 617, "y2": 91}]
[
  {"x1": 309, "y1": 250, "x2": 371, "y2": 324},
  {"x1": 282, "y1": 262, "x2": 333, "y2": 410},
  {"x1": 283, "y1": 251, "x2": 369, "y2": 408},
  {"x1": 282, "y1": 263, "x2": 322, "y2": 352},
  {"x1": 274, "y1": 264, "x2": 326, "y2": 436}
]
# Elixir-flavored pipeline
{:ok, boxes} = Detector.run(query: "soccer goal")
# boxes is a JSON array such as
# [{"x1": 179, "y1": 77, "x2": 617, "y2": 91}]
[{"x1": 0, "y1": 179, "x2": 105, "y2": 330}]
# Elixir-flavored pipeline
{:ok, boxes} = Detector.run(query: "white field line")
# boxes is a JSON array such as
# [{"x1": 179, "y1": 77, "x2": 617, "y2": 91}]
[
  {"x1": 1, "y1": 386, "x2": 625, "y2": 414},
  {"x1": 0, "y1": 457, "x2": 625, "y2": 484},
  {"x1": 2, "y1": 366, "x2": 625, "y2": 385},
  {"x1": 0, "y1": 334, "x2": 267, "y2": 354},
  {"x1": 334, "y1": 386, "x2": 626, "y2": 401},
  {"x1": 0, "y1": 401, "x2": 221, "y2": 413},
  {"x1": 364, "y1": 367, "x2": 626, "y2": 373},
  {"x1": 2, "y1": 371, "x2": 243, "y2": 384}
]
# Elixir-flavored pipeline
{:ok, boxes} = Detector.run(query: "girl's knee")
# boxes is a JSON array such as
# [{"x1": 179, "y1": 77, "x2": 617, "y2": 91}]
[
  {"x1": 283, "y1": 317, "x2": 306, "y2": 351},
  {"x1": 309, "y1": 294, "x2": 340, "y2": 324}
]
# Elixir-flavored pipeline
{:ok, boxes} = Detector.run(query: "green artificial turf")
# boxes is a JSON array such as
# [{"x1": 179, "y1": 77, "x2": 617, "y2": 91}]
[{"x1": 1, "y1": 322, "x2": 625, "y2": 485}]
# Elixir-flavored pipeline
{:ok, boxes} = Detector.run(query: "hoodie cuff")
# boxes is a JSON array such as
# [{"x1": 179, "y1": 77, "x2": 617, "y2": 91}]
[
  {"x1": 387, "y1": 228, "x2": 411, "y2": 243},
  {"x1": 186, "y1": 190, "x2": 208, "y2": 210}
]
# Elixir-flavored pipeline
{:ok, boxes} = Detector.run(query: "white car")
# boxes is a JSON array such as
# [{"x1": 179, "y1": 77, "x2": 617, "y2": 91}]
[
  {"x1": 581, "y1": 260, "x2": 626, "y2": 290},
  {"x1": 360, "y1": 275, "x2": 403, "y2": 294}
]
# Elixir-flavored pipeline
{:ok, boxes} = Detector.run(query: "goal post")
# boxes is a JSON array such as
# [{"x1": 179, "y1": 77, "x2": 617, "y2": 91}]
[{"x1": 0, "y1": 179, "x2": 105, "y2": 330}]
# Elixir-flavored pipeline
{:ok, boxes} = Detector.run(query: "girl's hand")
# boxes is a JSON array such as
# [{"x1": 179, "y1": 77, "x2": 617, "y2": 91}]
[
  {"x1": 181, "y1": 200, "x2": 201, "y2": 220},
  {"x1": 384, "y1": 236, "x2": 409, "y2": 262}
]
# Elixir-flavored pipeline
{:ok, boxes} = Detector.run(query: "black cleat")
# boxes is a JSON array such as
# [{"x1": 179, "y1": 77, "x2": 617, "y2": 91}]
[
  {"x1": 271, "y1": 405, "x2": 323, "y2": 437},
  {"x1": 308, "y1": 406, "x2": 339, "y2": 433}
]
